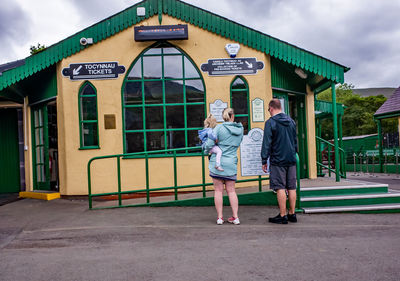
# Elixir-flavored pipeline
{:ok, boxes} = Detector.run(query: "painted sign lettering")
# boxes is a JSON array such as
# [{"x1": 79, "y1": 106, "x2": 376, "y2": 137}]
[{"x1": 62, "y1": 62, "x2": 126, "y2": 80}]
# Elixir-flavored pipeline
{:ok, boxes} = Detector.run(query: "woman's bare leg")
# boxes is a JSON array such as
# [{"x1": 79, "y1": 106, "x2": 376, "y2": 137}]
[
  {"x1": 225, "y1": 180, "x2": 238, "y2": 218},
  {"x1": 213, "y1": 178, "x2": 224, "y2": 218}
]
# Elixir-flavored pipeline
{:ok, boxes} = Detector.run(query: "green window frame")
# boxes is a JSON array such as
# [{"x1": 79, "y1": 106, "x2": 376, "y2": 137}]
[
  {"x1": 122, "y1": 42, "x2": 206, "y2": 155},
  {"x1": 78, "y1": 81, "x2": 100, "y2": 149},
  {"x1": 230, "y1": 76, "x2": 250, "y2": 134}
]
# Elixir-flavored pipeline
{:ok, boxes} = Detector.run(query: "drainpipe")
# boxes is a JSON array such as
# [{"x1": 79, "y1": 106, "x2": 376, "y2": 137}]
[{"x1": 331, "y1": 82, "x2": 340, "y2": 181}]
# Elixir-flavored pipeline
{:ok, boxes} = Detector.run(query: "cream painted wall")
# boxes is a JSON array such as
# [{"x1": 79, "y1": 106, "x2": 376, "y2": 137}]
[
  {"x1": 306, "y1": 85, "x2": 317, "y2": 179},
  {"x1": 56, "y1": 15, "x2": 273, "y2": 195}
]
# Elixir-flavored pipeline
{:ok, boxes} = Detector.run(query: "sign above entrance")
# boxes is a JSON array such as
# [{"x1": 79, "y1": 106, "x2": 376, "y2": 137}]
[
  {"x1": 201, "y1": 58, "x2": 264, "y2": 76},
  {"x1": 134, "y1": 24, "x2": 188, "y2": 41},
  {"x1": 62, "y1": 62, "x2": 126, "y2": 80}
]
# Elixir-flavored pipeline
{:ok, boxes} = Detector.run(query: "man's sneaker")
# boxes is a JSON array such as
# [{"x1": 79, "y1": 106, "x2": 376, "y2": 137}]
[
  {"x1": 287, "y1": 213, "x2": 297, "y2": 223},
  {"x1": 228, "y1": 217, "x2": 240, "y2": 225},
  {"x1": 268, "y1": 214, "x2": 288, "y2": 224},
  {"x1": 216, "y1": 218, "x2": 224, "y2": 225}
]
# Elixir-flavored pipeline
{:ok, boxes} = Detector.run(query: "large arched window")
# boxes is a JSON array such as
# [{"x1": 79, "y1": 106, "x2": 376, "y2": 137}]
[
  {"x1": 230, "y1": 76, "x2": 250, "y2": 134},
  {"x1": 122, "y1": 42, "x2": 205, "y2": 153},
  {"x1": 78, "y1": 81, "x2": 99, "y2": 149}
]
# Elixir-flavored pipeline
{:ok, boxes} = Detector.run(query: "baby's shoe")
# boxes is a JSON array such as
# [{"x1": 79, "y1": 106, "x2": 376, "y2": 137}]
[{"x1": 215, "y1": 166, "x2": 224, "y2": 171}]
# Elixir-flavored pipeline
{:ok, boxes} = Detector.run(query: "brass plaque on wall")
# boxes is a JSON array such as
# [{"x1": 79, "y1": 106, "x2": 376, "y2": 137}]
[{"x1": 104, "y1": 114, "x2": 116, "y2": 129}]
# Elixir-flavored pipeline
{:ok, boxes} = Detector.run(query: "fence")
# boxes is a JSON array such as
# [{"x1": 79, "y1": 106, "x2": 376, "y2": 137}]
[
  {"x1": 345, "y1": 148, "x2": 400, "y2": 175},
  {"x1": 87, "y1": 146, "x2": 302, "y2": 210}
]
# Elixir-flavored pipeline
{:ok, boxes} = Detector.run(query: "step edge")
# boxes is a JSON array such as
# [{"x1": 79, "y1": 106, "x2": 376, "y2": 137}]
[
  {"x1": 301, "y1": 185, "x2": 388, "y2": 191},
  {"x1": 301, "y1": 192, "x2": 400, "y2": 202},
  {"x1": 303, "y1": 204, "x2": 400, "y2": 213}
]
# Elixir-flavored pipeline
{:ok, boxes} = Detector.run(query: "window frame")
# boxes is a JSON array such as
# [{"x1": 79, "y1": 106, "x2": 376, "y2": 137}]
[
  {"x1": 230, "y1": 76, "x2": 250, "y2": 134},
  {"x1": 78, "y1": 81, "x2": 100, "y2": 150},
  {"x1": 121, "y1": 42, "x2": 206, "y2": 156}
]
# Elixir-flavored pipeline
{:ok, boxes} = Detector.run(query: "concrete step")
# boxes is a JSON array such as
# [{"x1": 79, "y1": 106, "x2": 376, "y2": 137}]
[
  {"x1": 300, "y1": 190, "x2": 400, "y2": 208},
  {"x1": 300, "y1": 184, "x2": 388, "y2": 197},
  {"x1": 303, "y1": 203, "x2": 400, "y2": 214},
  {"x1": 19, "y1": 191, "x2": 60, "y2": 201}
]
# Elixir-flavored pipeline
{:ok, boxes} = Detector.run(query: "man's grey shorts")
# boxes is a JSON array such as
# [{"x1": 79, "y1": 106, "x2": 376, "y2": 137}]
[{"x1": 269, "y1": 165, "x2": 297, "y2": 191}]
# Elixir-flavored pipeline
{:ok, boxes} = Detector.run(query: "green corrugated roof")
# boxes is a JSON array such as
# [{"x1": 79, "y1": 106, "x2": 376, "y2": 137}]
[{"x1": 0, "y1": 0, "x2": 349, "y2": 92}]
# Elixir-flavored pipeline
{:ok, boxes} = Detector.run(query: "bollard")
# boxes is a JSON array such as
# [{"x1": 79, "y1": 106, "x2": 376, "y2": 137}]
[
  {"x1": 371, "y1": 152, "x2": 375, "y2": 177},
  {"x1": 396, "y1": 152, "x2": 399, "y2": 178},
  {"x1": 359, "y1": 153, "x2": 363, "y2": 175},
  {"x1": 384, "y1": 151, "x2": 388, "y2": 175},
  {"x1": 353, "y1": 153, "x2": 357, "y2": 176}
]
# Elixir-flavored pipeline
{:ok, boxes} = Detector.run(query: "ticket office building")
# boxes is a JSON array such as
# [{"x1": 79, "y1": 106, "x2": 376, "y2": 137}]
[{"x1": 0, "y1": 0, "x2": 348, "y2": 195}]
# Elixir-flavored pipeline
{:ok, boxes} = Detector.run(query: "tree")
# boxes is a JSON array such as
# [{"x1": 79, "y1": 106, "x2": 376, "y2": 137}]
[
  {"x1": 317, "y1": 84, "x2": 396, "y2": 139},
  {"x1": 30, "y1": 43, "x2": 46, "y2": 55}
]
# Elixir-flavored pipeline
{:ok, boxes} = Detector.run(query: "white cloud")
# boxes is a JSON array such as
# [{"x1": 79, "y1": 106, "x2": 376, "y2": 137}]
[{"x1": 1, "y1": 0, "x2": 399, "y2": 88}]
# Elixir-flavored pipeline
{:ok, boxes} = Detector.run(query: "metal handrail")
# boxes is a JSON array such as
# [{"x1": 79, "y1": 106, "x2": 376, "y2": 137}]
[
  {"x1": 87, "y1": 147, "x2": 302, "y2": 210},
  {"x1": 88, "y1": 147, "x2": 273, "y2": 209},
  {"x1": 316, "y1": 136, "x2": 346, "y2": 178}
]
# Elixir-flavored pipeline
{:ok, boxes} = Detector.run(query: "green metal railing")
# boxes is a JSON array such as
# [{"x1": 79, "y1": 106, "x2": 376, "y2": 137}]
[
  {"x1": 87, "y1": 147, "x2": 302, "y2": 210},
  {"x1": 316, "y1": 136, "x2": 346, "y2": 179}
]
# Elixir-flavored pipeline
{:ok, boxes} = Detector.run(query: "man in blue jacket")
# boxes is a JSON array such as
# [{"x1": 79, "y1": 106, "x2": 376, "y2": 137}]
[{"x1": 261, "y1": 99, "x2": 298, "y2": 224}]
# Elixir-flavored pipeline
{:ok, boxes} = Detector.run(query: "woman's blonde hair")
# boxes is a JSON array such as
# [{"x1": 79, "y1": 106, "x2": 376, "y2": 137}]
[
  {"x1": 204, "y1": 114, "x2": 217, "y2": 128},
  {"x1": 222, "y1": 108, "x2": 234, "y2": 122}
]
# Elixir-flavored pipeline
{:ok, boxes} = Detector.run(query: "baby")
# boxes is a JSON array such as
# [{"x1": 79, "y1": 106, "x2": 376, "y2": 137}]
[{"x1": 198, "y1": 114, "x2": 224, "y2": 171}]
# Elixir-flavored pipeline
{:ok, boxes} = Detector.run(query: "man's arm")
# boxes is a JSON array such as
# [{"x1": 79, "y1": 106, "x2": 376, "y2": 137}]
[{"x1": 261, "y1": 120, "x2": 273, "y2": 165}]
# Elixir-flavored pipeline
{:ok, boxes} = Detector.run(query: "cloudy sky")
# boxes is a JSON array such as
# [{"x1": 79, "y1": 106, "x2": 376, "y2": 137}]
[{"x1": 1, "y1": 0, "x2": 399, "y2": 88}]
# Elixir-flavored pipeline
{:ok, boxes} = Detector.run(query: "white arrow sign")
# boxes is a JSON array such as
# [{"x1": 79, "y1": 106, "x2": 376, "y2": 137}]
[
  {"x1": 73, "y1": 65, "x2": 82, "y2": 75},
  {"x1": 245, "y1": 61, "x2": 253, "y2": 68}
]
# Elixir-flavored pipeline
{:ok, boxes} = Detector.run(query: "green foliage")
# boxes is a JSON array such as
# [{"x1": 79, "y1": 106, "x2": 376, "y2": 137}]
[
  {"x1": 317, "y1": 83, "x2": 397, "y2": 139},
  {"x1": 30, "y1": 43, "x2": 46, "y2": 55}
]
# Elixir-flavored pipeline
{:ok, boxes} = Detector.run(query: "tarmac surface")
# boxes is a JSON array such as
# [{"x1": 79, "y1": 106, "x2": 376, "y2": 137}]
[{"x1": 1, "y1": 193, "x2": 400, "y2": 281}]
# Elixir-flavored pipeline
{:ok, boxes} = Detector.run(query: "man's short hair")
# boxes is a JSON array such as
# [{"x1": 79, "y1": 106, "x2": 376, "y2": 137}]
[{"x1": 269, "y1": 99, "x2": 282, "y2": 110}]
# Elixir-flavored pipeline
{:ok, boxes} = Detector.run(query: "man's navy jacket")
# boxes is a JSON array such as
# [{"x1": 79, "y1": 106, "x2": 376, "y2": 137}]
[{"x1": 261, "y1": 112, "x2": 298, "y2": 167}]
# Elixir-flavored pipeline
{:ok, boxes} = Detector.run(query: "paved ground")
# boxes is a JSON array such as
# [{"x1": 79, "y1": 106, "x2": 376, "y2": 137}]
[
  {"x1": 1, "y1": 197, "x2": 400, "y2": 281},
  {"x1": 346, "y1": 172, "x2": 400, "y2": 191}
]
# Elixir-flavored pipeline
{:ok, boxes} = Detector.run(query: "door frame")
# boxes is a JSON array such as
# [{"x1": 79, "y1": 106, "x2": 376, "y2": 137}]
[
  {"x1": 31, "y1": 103, "x2": 50, "y2": 190},
  {"x1": 273, "y1": 91, "x2": 309, "y2": 178}
]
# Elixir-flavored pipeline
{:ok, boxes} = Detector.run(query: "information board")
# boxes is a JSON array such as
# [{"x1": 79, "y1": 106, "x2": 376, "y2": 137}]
[
  {"x1": 240, "y1": 128, "x2": 268, "y2": 176},
  {"x1": 62, "y1": 62, "x2": 125, "y2": 80},
  {"x1": 209, "y1": 99, "x2": 228, "y2": 122},
  {"x1": 134, "y1": 25, "x2": 188, "y2": 41},
  {"x1": 201, "y1": 58, "x2": 264, "y2": 76},
  {"x1": 252, "y1": 98, "x2": 265, "y2": 122}
]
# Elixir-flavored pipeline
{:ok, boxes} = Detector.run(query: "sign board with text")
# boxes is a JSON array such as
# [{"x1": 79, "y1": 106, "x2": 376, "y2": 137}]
[
  {"x1": 134, "y1": 25, "x2": 188, "y2": 41},
  {"x1": 62, "y1": 62, "x2": 126, "y2": 80},
  {"x1": 209, "y1": 100, "x2": 228, "y2": 122},
  {"x1": 240, "y1": 128, "x2": 268, "y2": 176},
  {"x1": 201, "y1": 58, "x2": 264, "y2": 76}
]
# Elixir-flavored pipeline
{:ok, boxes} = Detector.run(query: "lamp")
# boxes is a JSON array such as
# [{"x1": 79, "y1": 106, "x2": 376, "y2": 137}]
[{"x1": 295, "y1": 68, "x2": 307, "y2": 79}]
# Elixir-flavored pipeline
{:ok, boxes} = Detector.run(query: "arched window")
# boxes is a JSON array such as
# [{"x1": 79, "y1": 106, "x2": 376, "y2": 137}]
[
  {"x1": 122, "y1": 42, "x2": 205, "y2": 153},
  {"x1": 230, "y1": 76, "x2": 250, "y2": 134},
  {"x1": 78, "y1": 82, "x2": 99, "y2": 149}
]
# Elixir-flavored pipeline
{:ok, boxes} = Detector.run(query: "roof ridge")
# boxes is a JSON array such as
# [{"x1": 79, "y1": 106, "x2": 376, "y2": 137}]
[{"x1": 0, "y1": 0, "x2": 349, "y2": 92}]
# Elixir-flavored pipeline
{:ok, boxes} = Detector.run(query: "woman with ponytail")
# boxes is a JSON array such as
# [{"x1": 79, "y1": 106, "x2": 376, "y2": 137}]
[{"x1": 203, "y1": 108, "x2": 244, "y2": 225}]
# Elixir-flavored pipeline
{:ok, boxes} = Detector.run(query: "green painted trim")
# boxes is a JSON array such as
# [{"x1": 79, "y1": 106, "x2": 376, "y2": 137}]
[
  {"x1": 31, "y1": 105, "x2": 50, "y2": 190},
  {"x1": 301, "y1": 196, "x2": 400, "y2": 208},
  {"x1": 90, "y1": 190, "x2": 278, "y2": 209},
  {"x1": 0, "y1": 0, "x2": 348, "y2": 92},
  {"x1": 121, "y1": 41, "x2": 206, "y2": 154},
  {"x1": 374, "y1": 110, "x2": 400, "y2": 120},
  {"x1": 78, "y1": 81, "x2": 99, "y2": 149},
  {"x1": 301, "y1": 187, "x2": 388, "y2": 197},
  {"x1": 230, "y1": 76, "x2": 250, "y2": 133},
  {"x1": 331, "y1": 82, "x2": 340, "y2": 182}
]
